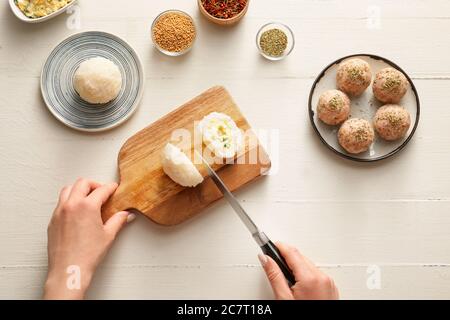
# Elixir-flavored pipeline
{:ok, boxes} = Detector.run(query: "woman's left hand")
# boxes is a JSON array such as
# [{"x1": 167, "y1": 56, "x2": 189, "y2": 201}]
[{"x1": 44, "y1": 178, "x2": 135, "y2": 300}]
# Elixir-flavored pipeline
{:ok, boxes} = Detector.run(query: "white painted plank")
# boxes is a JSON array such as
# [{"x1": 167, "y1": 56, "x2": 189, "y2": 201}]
[
  {"x1": 2, "y1": 199, "x2": 450, "y2": 265},
  {"x1": 1, "y1": 265, "x2": 449, "y2": 299},
  {"x1": 71, "y1": 0, "x2": 450, "y2": 19}
]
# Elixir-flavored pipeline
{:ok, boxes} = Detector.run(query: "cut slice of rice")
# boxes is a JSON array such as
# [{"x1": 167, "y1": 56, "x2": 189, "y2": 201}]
[{"x1": 161, "y1": 143, "x2": 203, "y2": 187}]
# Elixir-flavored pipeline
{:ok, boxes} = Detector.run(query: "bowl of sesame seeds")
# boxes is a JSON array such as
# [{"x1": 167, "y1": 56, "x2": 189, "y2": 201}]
[{"x1": 151, "y1": 10, "x2": 197, "y2": 56}]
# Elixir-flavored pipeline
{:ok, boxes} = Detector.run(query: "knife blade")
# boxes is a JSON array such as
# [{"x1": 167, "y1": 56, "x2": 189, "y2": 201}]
[{"x1": 196, "y1": 151, "x2": 296, "y2": 286}]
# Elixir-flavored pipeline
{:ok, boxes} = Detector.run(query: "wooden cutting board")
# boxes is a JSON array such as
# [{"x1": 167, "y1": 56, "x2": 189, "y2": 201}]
[{"x1": 101, "y1": 86, "x2": 271, "y2": 226}]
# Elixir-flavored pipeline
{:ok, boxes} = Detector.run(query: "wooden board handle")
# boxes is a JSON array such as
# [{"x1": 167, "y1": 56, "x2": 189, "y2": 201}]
[{"x1": 101, "y1": 186, "x2": 133, "y2": 222}]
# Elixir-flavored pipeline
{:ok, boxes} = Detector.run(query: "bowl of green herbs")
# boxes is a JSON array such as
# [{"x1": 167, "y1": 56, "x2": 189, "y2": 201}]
[{"x1": 256, "y1": 22, "x2": 295, "y2": 61}]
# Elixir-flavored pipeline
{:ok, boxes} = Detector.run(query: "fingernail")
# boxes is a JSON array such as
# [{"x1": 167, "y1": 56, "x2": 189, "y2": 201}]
[
  {"x1": 126, "y1": 213, "x2": 136, "y2": 223},
  {"x1": 258, "y1": 254, "x2": 268, "y2": 267}
]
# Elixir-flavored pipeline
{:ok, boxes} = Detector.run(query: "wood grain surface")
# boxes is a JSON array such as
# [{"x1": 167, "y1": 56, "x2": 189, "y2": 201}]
[
  {"x1": 101, "y1": 86, "x2": 271, "y2": 225},
  {"x1": 1, "y1": 0, "x2": 450, "y2": 299}
]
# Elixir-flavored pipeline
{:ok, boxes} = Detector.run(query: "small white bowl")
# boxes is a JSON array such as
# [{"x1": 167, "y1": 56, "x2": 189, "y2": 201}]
[
  {"x1": 256, "y1": 22, "x2": 295, "y2": 61},
  {"x1": 9, "y1": 0, "x2": 78, "y2": 23}
]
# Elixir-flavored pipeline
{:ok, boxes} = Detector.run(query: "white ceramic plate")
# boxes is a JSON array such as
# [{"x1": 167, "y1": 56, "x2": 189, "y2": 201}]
[
  {"x1": 308, "y1": 54, "x2": 420, "y2": 162},
  {"x1": 9, "y1": 0, "x2": 77, "y2": 23}
]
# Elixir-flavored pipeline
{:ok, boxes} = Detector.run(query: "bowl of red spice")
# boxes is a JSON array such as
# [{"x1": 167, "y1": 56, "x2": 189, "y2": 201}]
[
  {"x1": 198, "y1": 0, "x2": 250, "y2": 26},
  {"x1": 151, "y1": 10, "x2": 197, "y2": 56}
]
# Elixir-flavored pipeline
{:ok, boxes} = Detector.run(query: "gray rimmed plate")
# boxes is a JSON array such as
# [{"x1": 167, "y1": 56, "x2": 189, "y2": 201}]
[
  {"x1": 308, "y1": 54, "x2": 420, "y2": 162},
  {"x1": 41, "y1": 31, "x2": 144, "y2": 132}
]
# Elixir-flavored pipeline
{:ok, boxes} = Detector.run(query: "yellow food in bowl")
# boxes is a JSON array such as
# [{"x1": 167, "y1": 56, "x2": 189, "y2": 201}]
[{"x1": 15, "y1": 0, "x2": 73, "y2": 19}]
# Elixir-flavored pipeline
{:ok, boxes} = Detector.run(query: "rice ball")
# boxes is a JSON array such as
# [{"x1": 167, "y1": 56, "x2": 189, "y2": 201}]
[
  {"x1": 317, "y1": 90, "x2": 351, "y2": 125},
  {"x1": 373, "y1": 67, "x2": 408, "y2": 103},
  {"x1": 197, "y1": 112, "x2": 243, "y2": 159},
  {"x1": 338, "y1": 118, "x2": 374, "y2": 154},
  {"x1": 74, "y1": 57, "x2": 122, "y2": 104},
  {"x1": 161, "y1": 143, "x2": 204, "y2": 188},
  {"x1": 336, "y1": 58, "x2": 372, "y2": 96},
  {"x1": 373, "y1": 104, "x2": 411, "y2": 141}
]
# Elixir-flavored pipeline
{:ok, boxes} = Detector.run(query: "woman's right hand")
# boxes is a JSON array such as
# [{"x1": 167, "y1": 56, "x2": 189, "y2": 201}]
[{"x1": 258, "y1": 243, "x2": 339, "y2": 300}]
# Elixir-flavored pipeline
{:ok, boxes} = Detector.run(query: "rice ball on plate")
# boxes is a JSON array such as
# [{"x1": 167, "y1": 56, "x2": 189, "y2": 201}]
[
  {"x1": 74, "y1": 57, "x2": 122, "y2": 104},
  {"x1": 161, "y1": 143, "x2": 204, "y2": 188},
  {"x1": 336, "y1": 58, "x2": 372, "y2": 96},
  {"x1": 338, "y1": 118, "x2": 375, "y2": 154},
  {"x1": 374, "y1": 104, "x2": 411, "y2": 141},
  {"x1": 317, "y1": 89, "x2": 351, "y2": 125},
  {"x1": 197, "y1": 112, "x2": 243, "y2": 159},
  {"x1": 373, "y1": 67, "x2": 408, "y2": 103}
]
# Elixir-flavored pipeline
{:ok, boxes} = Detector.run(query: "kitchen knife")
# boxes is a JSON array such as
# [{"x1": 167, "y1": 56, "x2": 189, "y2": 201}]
[{"x1": 197, "y1": 152, "x2": 296, "y2": 287}]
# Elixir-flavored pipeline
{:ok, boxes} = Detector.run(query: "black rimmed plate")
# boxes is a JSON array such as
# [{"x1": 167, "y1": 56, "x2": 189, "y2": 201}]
[
  {"x1": 41, "y1": 31, "x2": 144, "y2": 132},
  {"x1": 308, "y1": 54, "x2": 420, "y2": 162}
]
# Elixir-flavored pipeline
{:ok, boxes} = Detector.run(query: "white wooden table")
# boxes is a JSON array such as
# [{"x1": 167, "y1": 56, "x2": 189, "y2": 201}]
[{"x1": 1, "y1": 0, "x2": 450, "y2": 299}]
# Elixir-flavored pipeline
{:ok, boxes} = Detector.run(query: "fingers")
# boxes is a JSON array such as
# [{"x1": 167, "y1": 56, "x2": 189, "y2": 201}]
[
  {"x1": 258, "y1": 254, "x2": 293, "y2": 300},
  {"x1": 88, "y1": 182, "x2": 118, "y2": 207},
  {"x1": 57, "y1": 185, "x2": 73, "y2": 206},
  {"x1": 69, "y1": 178, "x2": 102, "y2": 199},
  {"x1": 104, "y1": 211, "x2": 136, "y2": 239},
  {"x1": 275, "y1": 242, "x2": 315, "y2": 283}
]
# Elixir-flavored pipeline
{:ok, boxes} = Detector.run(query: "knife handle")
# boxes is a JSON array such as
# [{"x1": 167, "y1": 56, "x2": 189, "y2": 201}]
[{"x1": 261, "y1": 240, "x2": 296, "y2": 287}]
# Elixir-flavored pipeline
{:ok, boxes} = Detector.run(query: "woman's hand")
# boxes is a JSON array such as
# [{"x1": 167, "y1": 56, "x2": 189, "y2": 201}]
[
  {"x1": 44, "y1": 178, "x2": 135, "y2": 300},
  {"x1": 259, "y1": 243, "x2": 339, "y2": 300}
]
